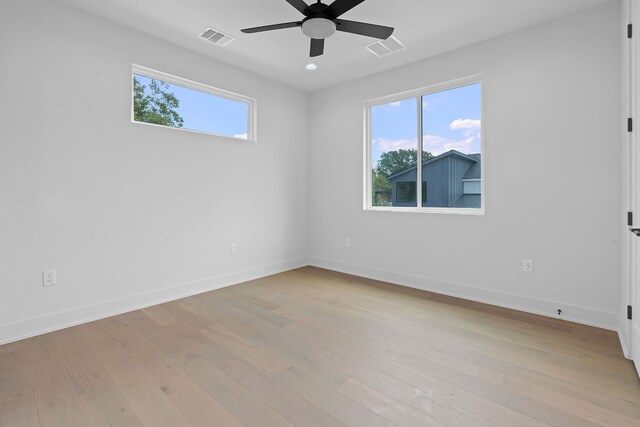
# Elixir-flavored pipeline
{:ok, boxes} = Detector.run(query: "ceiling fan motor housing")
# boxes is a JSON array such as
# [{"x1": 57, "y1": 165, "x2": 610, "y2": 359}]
[{"x1": 302, "y1": 18, "x2": 337, "y2": 39}]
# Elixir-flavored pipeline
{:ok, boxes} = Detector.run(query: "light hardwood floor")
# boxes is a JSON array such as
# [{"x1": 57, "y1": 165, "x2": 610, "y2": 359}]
[{"x1": 1, "y1": 267, "x2": 639, "y2": 426}]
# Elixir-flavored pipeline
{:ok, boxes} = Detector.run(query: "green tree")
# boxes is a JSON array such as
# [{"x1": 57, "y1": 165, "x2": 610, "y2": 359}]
[
  {"x1": 371, "y1": 149, "x2": 433, "y2": 206},
  {"x1": 372, "y1": 169, "x2": 392, "y2": 206},
  {"x1": 133, "y1": 77, "x2": 184, "y2": 128},
  {"x1": 376, "y1": 149, "x2": 433, "y2": 177}
]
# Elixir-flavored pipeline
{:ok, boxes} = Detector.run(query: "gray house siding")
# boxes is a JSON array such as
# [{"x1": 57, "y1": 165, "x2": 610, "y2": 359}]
[
  {"x1": 424, "y1": 156, "x2": 469, "y2": 207},
  {"x1": 387, "y1": 150, "x2": 481, "y2": 208},
  {"x1": 447, "y1": 156, "x2": 471, "y2": 207}
]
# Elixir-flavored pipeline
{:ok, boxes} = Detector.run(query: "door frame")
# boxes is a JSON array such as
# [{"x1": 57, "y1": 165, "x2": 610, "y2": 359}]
[{"x1": 625, "y1": 0, "x2": 640, "y2": 373}]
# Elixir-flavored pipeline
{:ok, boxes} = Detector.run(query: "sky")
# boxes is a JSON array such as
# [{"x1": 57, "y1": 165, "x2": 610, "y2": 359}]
[
  {"x1": 134, "y1": 74, "x2": 249, "y2": 139},
  {"x1": 371, "y1": 83, "x2": 481, "y2": 164},
  {"x1": 134, "y1": 74, "x2": 480, "y2": 150}
]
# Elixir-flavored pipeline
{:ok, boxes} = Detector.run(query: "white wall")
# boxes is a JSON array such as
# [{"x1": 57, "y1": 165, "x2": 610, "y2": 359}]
[
  {"x1": 0, "y1": 0, "x2": 309, "y2": 343},
  {"x1": 308, "y1": 2, "x2": 623, "y2": 330}
]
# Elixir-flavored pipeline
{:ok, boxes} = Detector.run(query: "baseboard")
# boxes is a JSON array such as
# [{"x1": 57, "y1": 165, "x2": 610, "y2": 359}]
[
  {"x1": 309, "y1": 256, "x2": 620, "y2": 332},
  {"x1": 0, "y1": 257, "x2": 309, "y2": 345},
  {"x1": 1, "y1": 255, "x2": 622, "y2": 345},
  {"x1": 619, "y1": 328, "x2": 632, "y2": 359}
]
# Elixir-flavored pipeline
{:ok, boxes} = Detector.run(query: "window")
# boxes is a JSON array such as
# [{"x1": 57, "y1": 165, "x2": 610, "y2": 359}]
[
  {"x1": 394, "y1": 181, "x2": 427, "y2": 205},
  {"x1": 131, "y1": 64, "x2": 256, "y2": 141},
  {"x1": 366, "y1": 78, "x2": 483, "y2": 214},
  {"x1": 396, "y1": 182, "x2": 416, "y2": 203}
]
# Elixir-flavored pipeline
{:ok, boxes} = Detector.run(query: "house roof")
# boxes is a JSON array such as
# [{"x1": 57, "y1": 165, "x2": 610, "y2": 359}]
[
  {"x1": 449, "y1": 194, "x2": 482, "y2": 208},
  {"x1": 386, "y1": 150, "x2": 480, "y2": 181},
  {"x1": 463, "y1": 153, "x2": 482, "y2": 180}
]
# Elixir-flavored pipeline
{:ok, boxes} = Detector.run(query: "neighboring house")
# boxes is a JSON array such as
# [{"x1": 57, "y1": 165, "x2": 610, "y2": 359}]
[{"x1": 387, "y1": 150, "x2": 481, "y2": 208}]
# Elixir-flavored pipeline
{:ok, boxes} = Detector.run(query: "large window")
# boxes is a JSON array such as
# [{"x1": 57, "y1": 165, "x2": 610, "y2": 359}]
[
  {"x1": 366, "y1": 78, "x2": 483, "y2": 213},
  {"x1": 131, "y1": 65, "x2": 256, "y2": 141}
]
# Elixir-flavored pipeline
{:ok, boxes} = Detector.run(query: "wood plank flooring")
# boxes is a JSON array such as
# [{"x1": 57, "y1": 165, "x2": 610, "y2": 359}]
[{"x1": 1, "y1": 266, "x2": 639, "y2": 426}]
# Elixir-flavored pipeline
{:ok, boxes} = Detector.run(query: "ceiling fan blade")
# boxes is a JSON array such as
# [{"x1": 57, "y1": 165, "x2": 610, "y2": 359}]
[
  {"x1": 285, "y1": 0, "x2": 310, "y2": 15},
  {"x1": 335, "y1": 19, "x2": 393, "y2": 39},
  {"x1": 310, "y1": 38, "x2": 325, "y2": 57},
  {"x1": 241, "y1": 21, "x2": 302, "y2": 34},
  {"x1": 326, "y1": 0, "x2": 366, "y2": 17}
]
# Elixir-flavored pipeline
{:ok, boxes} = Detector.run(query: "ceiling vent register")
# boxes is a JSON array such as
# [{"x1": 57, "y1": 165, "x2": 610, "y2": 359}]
[
  {"x1": 199, "y1": 27, "x2": 235, "y2": 47},
  {"x1": 365, "y1": 36, "x2": 405, "y2": 57}
]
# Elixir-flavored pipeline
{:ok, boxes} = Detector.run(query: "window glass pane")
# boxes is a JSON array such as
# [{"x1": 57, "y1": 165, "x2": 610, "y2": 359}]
[
  {"x1": 396, "y1": 182, "x2": 416, "y2": 203},
  {"x1": 370, "y1": 98, "x2": 418, "y2": 207},
  {"x1": 133, "y1": 73, "x2": 249, "y2": 139},
  {"x1": 422, "y1": 83, "x2": 482, "y2": 209}
]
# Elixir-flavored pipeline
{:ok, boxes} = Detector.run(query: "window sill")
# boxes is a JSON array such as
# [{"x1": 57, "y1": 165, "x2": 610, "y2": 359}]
[
  {"x1": 365, "y1": 206, "x2": 485, "y2": 216},
  {"x1": 131, "y1": 119, "x2": 257, "y2": 143}
]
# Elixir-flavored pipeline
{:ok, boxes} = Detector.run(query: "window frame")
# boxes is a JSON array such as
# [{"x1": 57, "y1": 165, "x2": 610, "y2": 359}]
[
  {"x1": 363, "y1": 74, "x2": 485, "y2": 215},
  {"x1": 131, "y1": 64, "x2": 257, "y2": 142}
]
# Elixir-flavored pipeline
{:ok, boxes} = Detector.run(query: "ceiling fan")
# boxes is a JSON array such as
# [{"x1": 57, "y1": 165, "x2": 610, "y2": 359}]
[{"x1": 241, "y1": 0, "x2": 394, "y2": 57}]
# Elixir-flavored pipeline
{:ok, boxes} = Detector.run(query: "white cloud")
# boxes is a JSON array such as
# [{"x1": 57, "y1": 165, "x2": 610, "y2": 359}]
[
  {"x1": 388, "y1": 101, "x2": 402, "y2": 107},
  {"x1": 450, "y1": 119, "x2": 481, "y2": 130},
  {"x1": 233, "y1": 133, "x2": 248, "y2": 139},
  {"x1": 423, "y1": 135, "x2": 478, "y2": 156},
  {"x1": 373, "y1": 134, "x2": 480, "y2": 158},
  {"x1": 373, "y1": 138, "x2": 417, "y2": 152}
]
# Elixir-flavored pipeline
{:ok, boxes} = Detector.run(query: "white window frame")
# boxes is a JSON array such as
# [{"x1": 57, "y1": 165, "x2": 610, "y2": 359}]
[
  {"x1": 131, "y1": 64, "x2": 257, "y2": 142},
  {"x1": 363, "y1": 74, "x2": 485, "y2": 215}
]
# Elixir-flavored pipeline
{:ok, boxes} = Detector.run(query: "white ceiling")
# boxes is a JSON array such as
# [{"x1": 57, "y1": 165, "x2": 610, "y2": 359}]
[{"x1": 55, "y1": 0, "x2": 612, "y2": 92}]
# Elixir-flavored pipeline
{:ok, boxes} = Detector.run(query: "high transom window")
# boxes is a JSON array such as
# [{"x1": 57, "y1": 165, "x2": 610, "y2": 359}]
[{"x1": 132, "y1": 65, "x2": 256, "y2": 141}]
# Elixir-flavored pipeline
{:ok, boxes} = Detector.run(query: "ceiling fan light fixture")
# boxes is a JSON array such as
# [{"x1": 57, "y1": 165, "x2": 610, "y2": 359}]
[
  {"x1": 302, "y1": 18, "x2": 336, "y2": 39},
  {"x1": 241, "y1": 0, "x2": 395, "y2": 57}
]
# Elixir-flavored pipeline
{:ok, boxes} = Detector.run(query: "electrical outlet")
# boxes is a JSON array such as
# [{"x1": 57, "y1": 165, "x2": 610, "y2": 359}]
[
  {"x1": 43, "y1": 270, "x2": 56, "y2": 287},
  {"x1": 230, "y1": 243, "x2": 237, "y2": 255},
  {"x1": 345, "y1": 238, "x2": 351, "y2": 248},
  {"x1": 523, "y1": 259, "x2": 533, "y2": 273}
]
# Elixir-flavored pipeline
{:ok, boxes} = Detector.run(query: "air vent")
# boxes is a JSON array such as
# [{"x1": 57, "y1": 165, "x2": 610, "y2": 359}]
[
  {"x1": 365, "y1": 36, "x2": 406, "y2": 57},
  {"x1": 199, "y1": 27, "x2": 234, "y2": 47}
]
